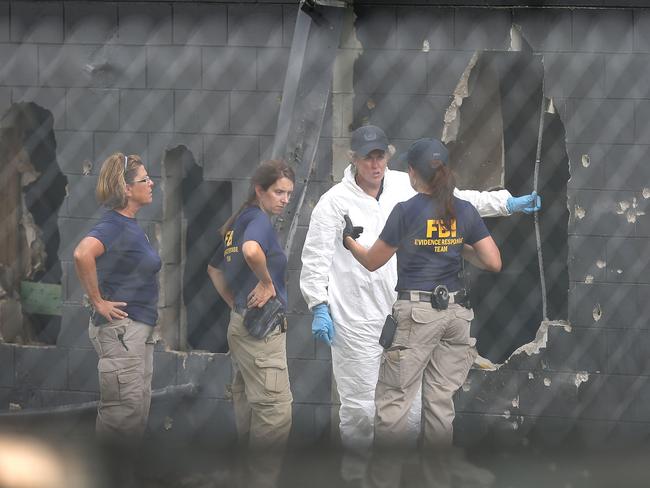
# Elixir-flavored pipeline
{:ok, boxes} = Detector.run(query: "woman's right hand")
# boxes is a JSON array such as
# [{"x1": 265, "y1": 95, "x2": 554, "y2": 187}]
[
  {"x1": 94, "y1": 299, "x2": 128, "y2": 322},
  {"x1": 247, "y1": 281, "x2": 276, "y2": 309}
]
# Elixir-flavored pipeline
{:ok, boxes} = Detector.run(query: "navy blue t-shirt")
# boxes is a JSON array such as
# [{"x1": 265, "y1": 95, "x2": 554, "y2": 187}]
[
  {"x1": 210, "y1": 206, "x2": 288, "y2": 311},
  {"x1": 379, "y1": 194, "x2": 490, "y2": 292},
  {"x1": 87, "y1": 210, "x2": 162, "y2": 326}
]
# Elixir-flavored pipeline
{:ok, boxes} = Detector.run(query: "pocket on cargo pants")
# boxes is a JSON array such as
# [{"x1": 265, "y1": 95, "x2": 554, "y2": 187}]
[
  {"x1": 97, "y1": 357, "x2": 144, "y2": 407},
  {"x1": 254, "y1": 356, "x2": 290, "y2": 396}
]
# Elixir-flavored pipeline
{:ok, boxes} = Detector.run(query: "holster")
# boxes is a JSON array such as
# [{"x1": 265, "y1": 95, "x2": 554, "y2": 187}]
[{"x1": 243, "y1": 298, "x2": 286, "y2": 339}]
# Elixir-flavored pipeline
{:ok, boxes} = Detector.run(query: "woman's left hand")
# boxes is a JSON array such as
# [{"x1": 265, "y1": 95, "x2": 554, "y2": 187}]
[{"x1": 247, "y1": 281, "x2": 276, "y2": 308}]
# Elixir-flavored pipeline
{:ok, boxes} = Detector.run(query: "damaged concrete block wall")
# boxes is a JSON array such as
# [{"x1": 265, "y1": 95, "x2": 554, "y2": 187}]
[{"x1": 1, "y1": 0, "x2": 649, "y2": 448}]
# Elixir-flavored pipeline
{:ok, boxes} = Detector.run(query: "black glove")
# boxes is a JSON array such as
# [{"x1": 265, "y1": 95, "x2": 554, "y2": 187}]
[{"x1": 342, "y1": 215, "x2": 363, "y2": 250}]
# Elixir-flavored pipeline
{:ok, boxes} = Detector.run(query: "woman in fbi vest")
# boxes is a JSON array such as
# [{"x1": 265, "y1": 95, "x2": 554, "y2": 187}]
[{"x1": 342, "y1": 138, "x2": 501, "y2": 448}]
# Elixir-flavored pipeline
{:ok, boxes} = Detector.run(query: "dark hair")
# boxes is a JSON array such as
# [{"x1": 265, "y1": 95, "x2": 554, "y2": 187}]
[
  {"x1": 410, "y1": 159, "x2": 456, "y2": 228},
  {"x1": 219, "y1": 159, "x2": 295, "y2": 236}
]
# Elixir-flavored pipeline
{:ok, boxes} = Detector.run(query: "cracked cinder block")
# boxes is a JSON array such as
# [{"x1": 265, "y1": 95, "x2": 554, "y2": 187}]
[
  {"x1": 55, "y1": 130, "x2": 94, "y2": 175},
  {"x1": 0, "y1": 345, "x2": 14, "y2": 388},
  {"x1": 573, "y1": 10, "x2": 633, "y2": 53},
  {"x1": 453, "y1": 9, "x2": 511, "y2": 51},
  {"x1": 203, "y1": 134, "x2": 259, "y2": 180},
  {"x1": 395, "y1": 94, "x2": 447, "y2": 139},
  {"x1": 518, "y1": 372, "x2": 582, "y2": 419},
  {"x1": 427, "y1": 50, "x2": 474, "y2": 96},
  {"x1": 152, "y1": 351, "x2": 179, "y2": 390},
  {"x1": 229, "y1": 91, "x2": 280, "y2": 136},
  {"x1": 568, "y1": 282, "x2": 640, "y2": 328},
  {"x1": 202, "y1": 47, "x2": 257, "y2": 91},
  {"x1": 543, "y1": 53, "x2": 605, "y2": 100},
  {"x1": 118, "y1": 3, "x2": 172, "y2": 45},
  {"x1": 11, "y1": 2, "x2": 63, "y2": 43},
  {"x1": 147, "y1": 46, "x2": 201, "y2": 90},
  {"x1": 354, "y1": 50, "x2": 427, "y2": 95},
  {"x1": 176, "y1": 352, "x2": 231, "y2": 399},
  {"x1": 120, "y1": 89, "x2": 173, "y2": 133},
  {"x1": 565, "y1": 98, "x2": 634, "y2": 145},
  {"x1": 288, "y1": 359, "x2": 331, "y2": 404},
  {"x1": 172, "y1": 3, "x2": 227, "y2": 46},
  {"x1": 512, "y1": 9, "x2": 572, "y2": 52},
  {"x1": 566, "y1": 143, "x2": 606, "y2": 190},
  {"x1": 65, "y1": 2, "x2": 118, "y2": 43},
  {"x1": 61, "y1": 174, "x2": 103, "y2": 219},
  {"x1": 39, "y1": 45, "x2": 147, "y2": 90},
  {"x1": 396, "y1": 6, "x2": 453, "y2": 50},
  {"x1": 569, "y1": 189, "x2": 637, "y2": 237},
  {"x1": 257, "y1": 48, "x2": 289, "y2": 91},
  {"x1": 455, "y1": 369, "x2": 524, "y2": 416},
  {"x1": 228, "y1": 4, "x2": 283, "y2": 47},
  {"x1": 66, "y1": 88, "x2": 119, "y2": 132},
  {"x1": 149, "y1": 132, "x2": 203, "y2": 169},
  {"x1": 568, "y1": 235, "x2": 607, "y2": 284},
  {"x1": 606, "y1": 238, "x2": 649, "y2": 284},
  {"x1": 12, "y1": 87, "x2": 66, "y2": 130},
  {"x1": 0, "y1": 44, "x2": 38, "y2": 86},
  {"x1": 604, "y1": 54, "x2": 650, "y2": 99},
  {"x1": 354, "y1": 6, "x2": 397, "y2": 49},
  {"x1": 286, "y1": 313, "x2": 316, "y2": 360},
  {"x1": 14, "y1": 346, "x2": 68, "y2": 390},
  {"x1": 174, "y1": 90, "x2": 228, "y2": 134},
  {"x1": 57, "y1": 304, "x2": 93, "y2": 348},
  {"x1": 545, "y1": 326, "x2": 607, "y2": 373},
  {"x1": 608, "y1": 329, "x2": 650, "y2": 376},
  {"x1": 68, "y1": 348, "x2": 99, "y2": 392}
]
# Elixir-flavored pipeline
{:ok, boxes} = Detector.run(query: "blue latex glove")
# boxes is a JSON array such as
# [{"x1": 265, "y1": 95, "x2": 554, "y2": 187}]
[
  {"x1": 506, "y1": 192, "x2": 542, "y2": 214},
  {"x1": 311, "y1": 303, "x2": 334, "y2": 346}
]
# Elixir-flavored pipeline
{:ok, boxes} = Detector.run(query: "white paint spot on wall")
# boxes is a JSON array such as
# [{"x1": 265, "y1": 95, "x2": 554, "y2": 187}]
[
  {"x1": 616, "y1": 200, "x2": 630, "y2": 214},
  {"x1": 512, "y1": 396, "x2": 519, "y2": 408},
  {"x1": 164, "y1": 416, "x2": 173, "y2": 430},
  {"x1": 593, "y1": 303, "x2": 602, "y2": 322},
  {"x1": 617, "y1": 198, "x2": 645, "y2": 223},
  {"x1": 596, "y1": 260, "x2": 606, "y2": 269},
  {"x1": 528, "y1": 372, "x2": 535, "y2": 380},
  {"x1": 422, "y1": 40, "x2": 430, "y2": 52},
  {"x1": 543, "y1": 378, "x2": 551, "y2": 387},
  {"x1": 574, "y1": 205, "x2": 586, "y2": 219},
  {"x1": 462, "y1": 381, "x2": 471, "y2": 392},
  {"x1": 584, "y1": 274, "x2": 594, "y2": 284},
  {"x1": 616, "y1": 269, "x2": 623, "y2": 275},
  {"x1": 581, "y1": 154, "x2": 590, "y2": 167},
  {"x1": 643, "y1": 188, "x2": 650, "y2": 199},
  {"x1": 563, "y1": 324, "x2": 572, "y2": 333},
  {"x1": 503, "y1": 410, "x2": 511, "y2": 419},
  {"x1": 575, "y1": 372, "x2": 589, "y2": 388}
]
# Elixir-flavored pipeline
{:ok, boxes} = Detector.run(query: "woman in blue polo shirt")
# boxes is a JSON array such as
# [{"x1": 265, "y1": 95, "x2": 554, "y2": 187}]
[
  {"x1": 343, "y1": 138, "x2": 501, "y2": 448},
  {"x1": 207, "y1": 160, "x2": 294, "y2": 482},
  {"x1": 74, "y1": 153, "x2": 160, "y2": 439}
]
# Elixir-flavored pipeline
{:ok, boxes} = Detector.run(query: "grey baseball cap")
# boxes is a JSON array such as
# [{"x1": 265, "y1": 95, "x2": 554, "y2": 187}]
[{"x1": 350, "y1": 125, "x2": 389, "y2": 157}]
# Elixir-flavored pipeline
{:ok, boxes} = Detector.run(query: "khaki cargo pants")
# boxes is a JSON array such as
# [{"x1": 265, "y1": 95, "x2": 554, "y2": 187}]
[
  {"x1": 227, "y1": 310, "x2": 293, "y2": 447},
  {"x1": 88, "y1": 318, "x2": 155, "y2": 440},
  {"x1": 374, "y1": 299, "x2": 477, "y2": 448}
]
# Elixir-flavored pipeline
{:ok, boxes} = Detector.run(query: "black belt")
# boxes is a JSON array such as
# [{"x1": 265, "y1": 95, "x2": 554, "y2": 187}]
[{"x1": 397, "y1": 290, "x2": 465, "y2": 305}]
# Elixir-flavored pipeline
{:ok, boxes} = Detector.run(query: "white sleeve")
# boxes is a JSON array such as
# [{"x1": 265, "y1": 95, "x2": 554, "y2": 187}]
[
  {"x1": 453, "y1": 188, "x2": 513, "y2": 217},
  {"x1": 299, "y1": 195, "x2": 342, "y2": 311}
]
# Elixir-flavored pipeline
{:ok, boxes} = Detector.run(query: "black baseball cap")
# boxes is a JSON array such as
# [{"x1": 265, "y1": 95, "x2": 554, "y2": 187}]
[
  {"x1": 399, "y1": 138, "x2": 449, "y2": 168},
  {"x1": 350, "y1": 125, "x2": 389, "y2": 157}
]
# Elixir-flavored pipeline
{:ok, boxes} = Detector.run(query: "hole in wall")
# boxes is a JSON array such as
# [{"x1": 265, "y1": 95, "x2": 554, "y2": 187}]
[
  {"x1": 0, "y1": 102, "x2": 67, "y2": 345},
  {"x1": 160, "y1": 146, "x2": 232, "y2": 353}
]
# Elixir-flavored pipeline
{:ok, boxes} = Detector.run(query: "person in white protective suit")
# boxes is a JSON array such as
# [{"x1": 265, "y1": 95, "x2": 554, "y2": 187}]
[{"x1": 299, "y1": 125, "x2": 540, "y2": 473}]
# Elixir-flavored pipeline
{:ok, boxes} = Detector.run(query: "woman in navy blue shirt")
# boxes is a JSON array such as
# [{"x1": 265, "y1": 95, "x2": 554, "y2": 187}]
[
  {"x1": 74, "y1": 153, "x2": 161, "y2": 440},
  {"x1": 343, "y1": 138, "x2": 501, "y2": 449},
  {"x1": 207, "y1": 159, "x2": 294, "y2": 485}
]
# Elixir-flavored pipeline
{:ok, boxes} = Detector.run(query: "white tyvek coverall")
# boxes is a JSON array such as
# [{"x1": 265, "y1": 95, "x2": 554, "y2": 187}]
[{"x1": 300, "y1": 165, "x2": 511, "y2": 451}]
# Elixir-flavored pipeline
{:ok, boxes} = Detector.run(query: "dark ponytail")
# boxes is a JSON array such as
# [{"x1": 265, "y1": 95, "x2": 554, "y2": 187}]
[
  {"x1": 411, "y1": 160, "x2": 456, "y2": 229},
  {"x1": 219, "y1": 159, "x2": 295, "y2": 237}
]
